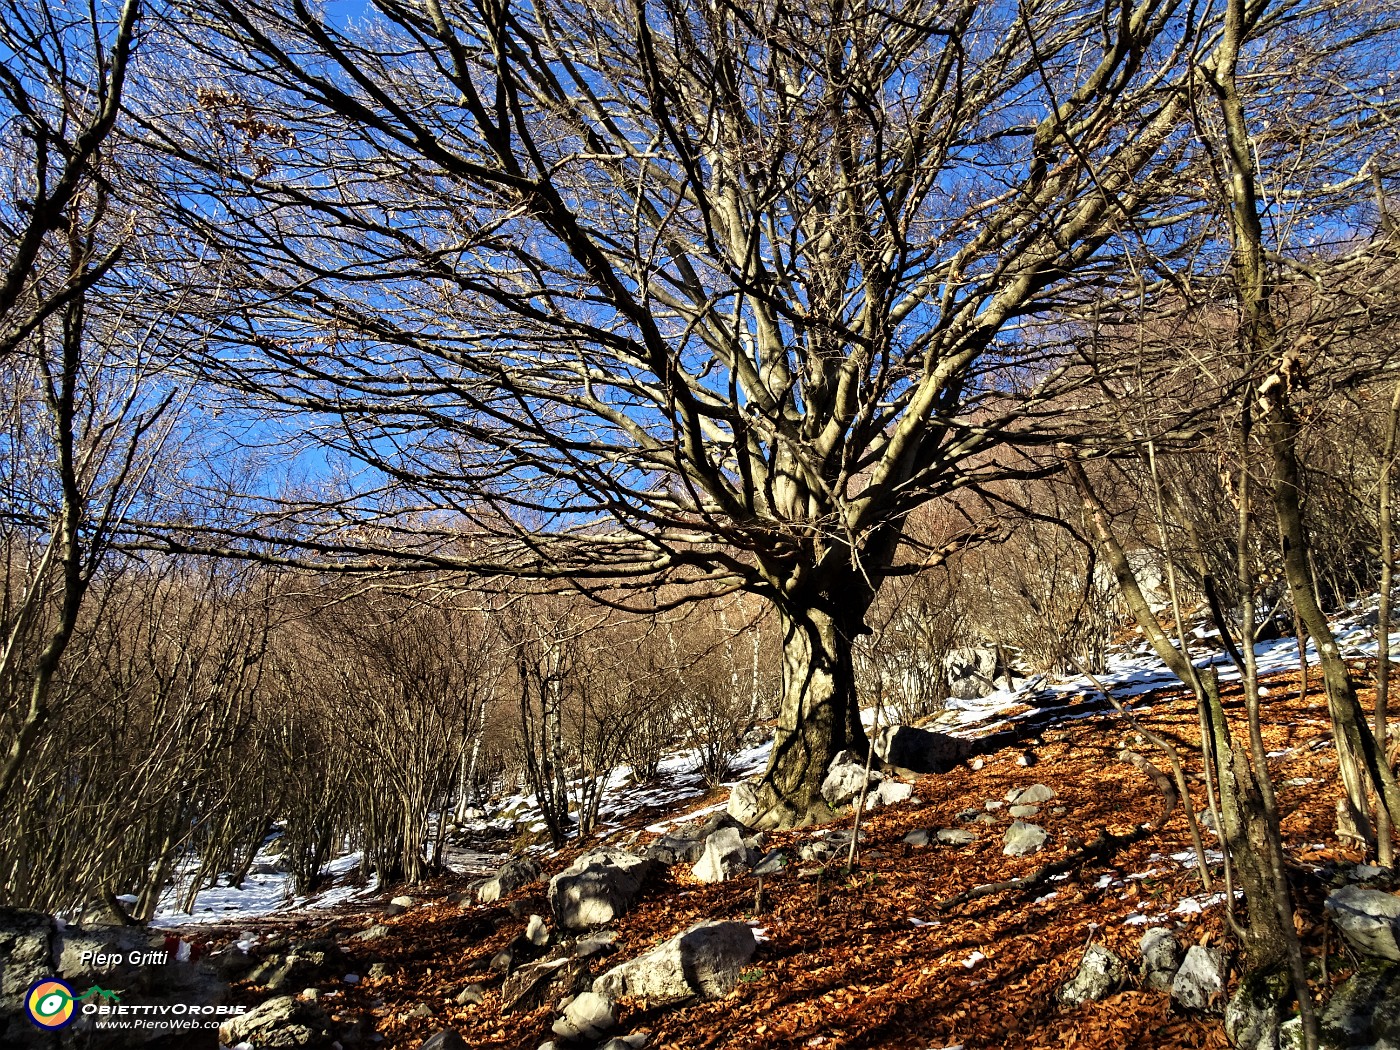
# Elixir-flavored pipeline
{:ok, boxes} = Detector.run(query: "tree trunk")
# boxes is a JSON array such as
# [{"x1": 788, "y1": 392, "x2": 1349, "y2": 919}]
[
  {"x1": 1065, "y1": 448, "x2": 1299, "y2": 974},
  {"x1": 1376, "y1": 379, "x2": 1400, "y2": 867},
  {"x1": 1261, "y1": 390, "x2": 1400, "y2": 836},
  {"x1": 1200, "y1": 672, "x2": 1294, "y2": 972},
  {"x1": 753, "y1": 597, "x2": 870, "y2": 828}
]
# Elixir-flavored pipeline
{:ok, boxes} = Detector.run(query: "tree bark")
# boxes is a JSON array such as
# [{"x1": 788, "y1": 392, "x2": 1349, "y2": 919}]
[
  {"x1": 753, "y1": 596, "x2": 871, "y2": 828},
  {"x1": 1063, "y1": 449, "x2": 1295, "y2": 972},
  {"x1": 1260, "y1": 386, "x2": 1400, "y2": 835},
  {"x1": 1375, "y1": 379, "x2": 1400, "y2": 867}
]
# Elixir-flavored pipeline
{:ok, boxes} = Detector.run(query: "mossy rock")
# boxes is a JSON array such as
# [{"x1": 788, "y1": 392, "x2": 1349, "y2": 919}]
[{"x1": 1225, "y1": 966, "x2": 1292, "y2": 1050}]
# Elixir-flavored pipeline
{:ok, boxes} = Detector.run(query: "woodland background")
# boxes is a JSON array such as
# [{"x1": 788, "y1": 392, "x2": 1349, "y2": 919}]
[{"x1": 4, "y1": 1, "x2": 1400, "y2": 1046}]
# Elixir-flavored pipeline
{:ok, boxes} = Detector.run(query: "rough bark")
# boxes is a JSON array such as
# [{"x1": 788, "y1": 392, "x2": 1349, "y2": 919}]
[{"x1": 752, "y1": 597, "x2": 871, "y2": 828}]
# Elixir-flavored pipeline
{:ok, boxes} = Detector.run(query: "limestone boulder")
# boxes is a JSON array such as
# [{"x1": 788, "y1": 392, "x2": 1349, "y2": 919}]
[
  {"x1": 593, "y1": 920, "x2": 756, "y2": 1004},
  {"x1": 217, "y1": 995, "x2": 334, "y2": 1048},
  {"x1": 1002, "y1": 820, "x2": 1048, "y2": 857},
  {"x1": 691, "y1": 827, "x2": 756, "y2": 884},
  {"x1": 1057, "y1": 944, "x2": 1126, "y2": 1007},
  {"x1": 1172, "y1": 945, "x2": 1226, "y2": 1014},
  {"x1": 821, "y1": 751, "x2": 881, "y2": 807},
  {"x1": 549, "y1": 851, "x2": 653, "y2": 930},
  {"x1": 1324, "y1": 885, "x2": 1400, "y2": 962},
  {"x1": 1139, "y1": 928, "x2": 1180, "y2": 992},
  {"x1": 871, "y1": 726, "x2": 969, "y2": 775},
  {"x1": 478, "y1": 857, "x2": 543, "y2": 904}
]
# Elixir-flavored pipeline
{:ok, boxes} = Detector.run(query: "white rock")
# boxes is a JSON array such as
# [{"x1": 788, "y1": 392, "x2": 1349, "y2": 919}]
[
  {"x1": 1005, "y1": 784, "x2": 1055, "y2": 805},
  {"x1": 1171, "y1": 945, "x2": 1226, "y2": 1013},
  {"x1": 727, "y1": 782, "x2": 764, "y2": 827},
  {"x1": 1325, "y1": 885, "x2": 1400, "y2": 962},
  {"x1": 873, "y1": 780, "x2": 913, "y2": 807},
  {"x1": 1316, "y1": 961, "x2": 1400, "y2": 1046},
  {"x1": 552, "y1": 991, "x2": 614, "y2": 1041},
  {"x1": 600, "y1": 1034, "x2": 652, "y2": 1050},
  {"x1": 593, "y1": 920, "x2": 756, "y2": 1003},
  {"x1": 218, "y1": 995, "x2": 331, "y2": 1047},
  {"x1": 945, "y1": 646, "x2": 998, "y2": 700},
  {"x1": 936, "y1": 828, "x2": 977, "y2": 846},
  {"x1": 1002, "y1": 820, "x2": 1048, "y2": 857},
  {"x1": 525, "y1": 914, "x2": 551, "y2": 947},
  {"x1": 1139, "y1": 927, "x2": 1180, "y2": 991},
  {"x1": 871, "y1": 725, "x2": 967, "y2": 774},
  {"x1": 549, "y1": 851, "x2": 653, "y2": 929},
  {"x1": 692, "y1": 827, "x2": 755, "y2": 884},
  {"x1": 821, "y1": 752, "x2": 881, "y2": 807},
  {"x1": 1058, "y1": 944, "x2": 1126, "y2": 1006},
  {"x1": 478, "y1": 857, "x2": 543, "y2": 903}
]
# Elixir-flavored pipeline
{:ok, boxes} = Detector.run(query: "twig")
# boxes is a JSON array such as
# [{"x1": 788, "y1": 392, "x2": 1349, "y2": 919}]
[{"x1": 932, "y1": 824, "x2": 1150, "y2": 913}]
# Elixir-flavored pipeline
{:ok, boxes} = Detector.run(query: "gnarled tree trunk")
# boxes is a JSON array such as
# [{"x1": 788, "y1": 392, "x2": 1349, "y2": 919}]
[{"x1": 752, "y1": 593, "x2": 871, "y2": 828}]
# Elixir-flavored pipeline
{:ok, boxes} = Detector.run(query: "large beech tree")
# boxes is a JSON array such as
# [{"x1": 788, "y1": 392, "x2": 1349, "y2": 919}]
[{"x1": 139, "y1": 0, "x2": 1291, "y2": 826}]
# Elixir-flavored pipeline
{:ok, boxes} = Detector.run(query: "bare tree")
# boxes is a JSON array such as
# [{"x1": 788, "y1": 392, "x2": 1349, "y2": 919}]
[
  {"x1": 0, "y1": 0, "x2": 139, "y2": 359},
  {"x1": 1199, "y1": 0, "x2": 1400, "y2": 851},
  {"x1": 0, "y1": 559, "x2": 266, "y2": 920},
  {"x1": 1056, "y1": 5, "x2": 1400, "y2": 1042},
  {"x1": 0, "y1": 254, "x2": 180, "y2": 809},
  {"x1": 0, "y1": 0, "x2": 182, "y2": 808},
  {"x1": 288, "y1": 585, "x2": 495, "y2": 885},
  {"x1": 129, "y1": 0, "x2": 1400, "y2": 825}
]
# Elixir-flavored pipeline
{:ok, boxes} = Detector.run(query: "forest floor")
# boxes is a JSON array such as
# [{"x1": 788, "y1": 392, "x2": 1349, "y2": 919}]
[{"x1": 204, "y1": 661, "x2": 1389, "y2": 1050}]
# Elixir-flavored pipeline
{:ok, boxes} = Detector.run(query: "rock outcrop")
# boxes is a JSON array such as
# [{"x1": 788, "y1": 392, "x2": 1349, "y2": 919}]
[
  {"x1": 1, "y1": 908, "x2": 227, "y2": 1048},
  {"x1": 1324, "y1": 885, "x2": 1400, "y2": 962}
]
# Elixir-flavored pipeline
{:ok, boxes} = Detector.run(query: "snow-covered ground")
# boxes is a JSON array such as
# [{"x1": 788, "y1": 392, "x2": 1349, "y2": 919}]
[
  {"x1": 152, "y1": 838, "x2": 518, "y2": 928},
  {"x1": 151, "y1": 851, "x2": 381, "y2": 929},
  {"x1": 940, "y1": 600, "x2": 1396, "y2": 739},
  {"x1": 153, "y1": 599, "x2": 1397, "y2": 929}
]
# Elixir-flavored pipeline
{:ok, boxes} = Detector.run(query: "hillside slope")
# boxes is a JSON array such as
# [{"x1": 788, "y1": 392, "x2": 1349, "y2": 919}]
[{"x1": 204, "y1": 660, "x2": 1388, "y2": 1050}]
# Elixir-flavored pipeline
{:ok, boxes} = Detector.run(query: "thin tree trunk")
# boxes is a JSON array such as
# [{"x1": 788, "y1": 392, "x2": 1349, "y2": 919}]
[
  {"x1": 1234, "y1": 424, "x2": 1318, "y2": 1039},
  {"x1": 0, "y1": 294, "x2": 91, "y2": 808},
  {"x1": 1375, "y1": 379, "x2": 1400, "y2": 867},
  {"x1": 1063, "y1": 449, "x2": 1297, "y2": 971},
  {"x1": 1261, "y1": 394, "x2": 1400, "y2": 832}
]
